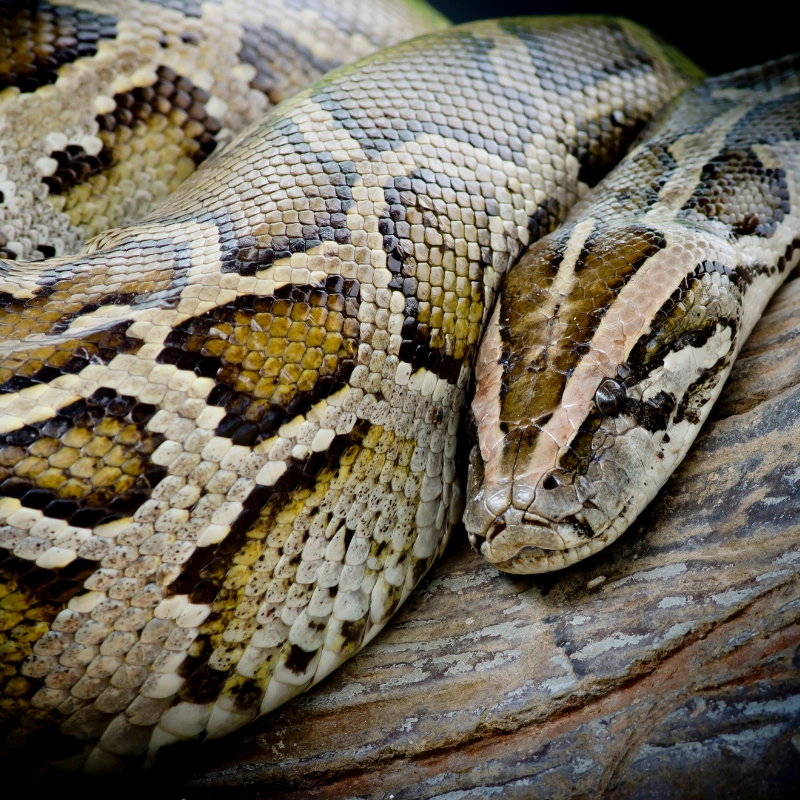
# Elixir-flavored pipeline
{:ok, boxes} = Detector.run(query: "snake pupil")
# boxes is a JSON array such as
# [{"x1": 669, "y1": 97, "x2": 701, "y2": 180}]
[{"x1": 595, "y1": 378, "x2": 627, "y2": 416}]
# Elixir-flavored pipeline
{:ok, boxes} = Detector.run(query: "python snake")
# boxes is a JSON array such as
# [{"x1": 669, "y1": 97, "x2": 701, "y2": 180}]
[{"x1": 0, "y1": 0, "x2": 797, "y2": 776}]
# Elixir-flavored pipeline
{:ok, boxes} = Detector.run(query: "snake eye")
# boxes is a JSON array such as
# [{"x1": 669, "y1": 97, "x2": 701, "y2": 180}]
[{"x1": 595, "y1": 378, "x2": 627, "y2": 416}]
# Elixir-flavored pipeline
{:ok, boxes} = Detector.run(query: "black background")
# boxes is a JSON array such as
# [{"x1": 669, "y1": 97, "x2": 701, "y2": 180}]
[{"x1": 427, "y1": 1, "x2": 797, "y2": 75}]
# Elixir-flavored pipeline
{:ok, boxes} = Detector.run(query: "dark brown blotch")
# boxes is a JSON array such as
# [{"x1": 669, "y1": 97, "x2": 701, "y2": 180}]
[
  {"x1": 0, "y1": 4, "x2": 117, "y2": 95},
  {"x1": 283, "y1": 644, "x2": 317, "y2": 676},
  {"x1": 159, "y1": 283, "x2": 360, "y2": 443}
]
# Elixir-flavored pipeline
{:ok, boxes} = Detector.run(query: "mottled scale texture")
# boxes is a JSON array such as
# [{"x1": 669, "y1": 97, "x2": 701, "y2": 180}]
[
  {"x1": 0, "y1": 3, "x2": 698, "y2": 775},
  {"x1": 0, "y1": 0, "x2": 445, "y2": 261},
  {"x1": 467, "y1": 55, "x2": 800, "y2": 573}
]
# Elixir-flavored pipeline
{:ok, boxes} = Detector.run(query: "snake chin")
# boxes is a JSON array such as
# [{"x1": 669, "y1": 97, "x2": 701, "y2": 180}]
[
  {"x1": 468, "y1": 503, "x2": 610, "y2": 574},
  {"x1": 484, "y1": 539, "x2": 613, "y2": 575}
]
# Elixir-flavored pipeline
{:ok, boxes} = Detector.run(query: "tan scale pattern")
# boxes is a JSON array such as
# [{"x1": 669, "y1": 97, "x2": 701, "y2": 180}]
[
  {"x1": 0, "y1": 5, "x2": 697, "y2": 775},
  {"x1": 0, "y1": 0, "x2": 445, "y2": 261}
]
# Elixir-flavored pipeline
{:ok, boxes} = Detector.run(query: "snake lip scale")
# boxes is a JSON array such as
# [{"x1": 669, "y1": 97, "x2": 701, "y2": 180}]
[{"x1": 0, "y1": 0, "x2": 797, "y2": 776}]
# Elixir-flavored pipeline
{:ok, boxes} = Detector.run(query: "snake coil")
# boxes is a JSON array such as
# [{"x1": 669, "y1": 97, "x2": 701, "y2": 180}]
[{"x1": 0, "y1": 0, "x2": 797, "y2": 776}]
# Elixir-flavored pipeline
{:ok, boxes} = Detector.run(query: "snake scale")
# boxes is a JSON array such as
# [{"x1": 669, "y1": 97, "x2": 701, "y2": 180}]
[{"x1": 0, "y1": 0, "x2": 798, "y2": 776}]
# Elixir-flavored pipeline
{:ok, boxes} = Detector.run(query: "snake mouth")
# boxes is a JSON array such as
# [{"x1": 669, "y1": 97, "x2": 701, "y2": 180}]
[
  {"x1": 477, "y1": 512, "x2": 607, "y2": 573},
  {"x1": 484, "y1": 519, "x2": 568, "y2": 558}
]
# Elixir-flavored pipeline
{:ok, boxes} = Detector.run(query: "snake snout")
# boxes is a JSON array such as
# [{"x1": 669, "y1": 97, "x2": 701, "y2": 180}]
[
  {"x1": 479, "y1": 509, "x2": 603, "y2": 574},
  {"x1": 476, "y1": 469, "x2": 603, "y2": 567}
]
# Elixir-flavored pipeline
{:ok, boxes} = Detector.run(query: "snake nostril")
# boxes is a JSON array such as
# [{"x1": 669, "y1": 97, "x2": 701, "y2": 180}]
[
  {"x1": 542, "y1": 469, "x2": 574, "y2": 490},
  {"x1": 542, "y1": 473, "x2": 560, "y2": 490}
]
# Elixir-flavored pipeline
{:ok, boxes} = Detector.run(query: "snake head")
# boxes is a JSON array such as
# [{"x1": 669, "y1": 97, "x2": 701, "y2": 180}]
[{"x1": 464, "y1": 220, "x2": 748, "y2": 574}]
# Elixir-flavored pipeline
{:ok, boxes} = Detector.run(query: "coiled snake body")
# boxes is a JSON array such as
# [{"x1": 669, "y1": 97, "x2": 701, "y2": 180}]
[{"x1": 0, "y1": 0, "x2": 797, "y2": 774}]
